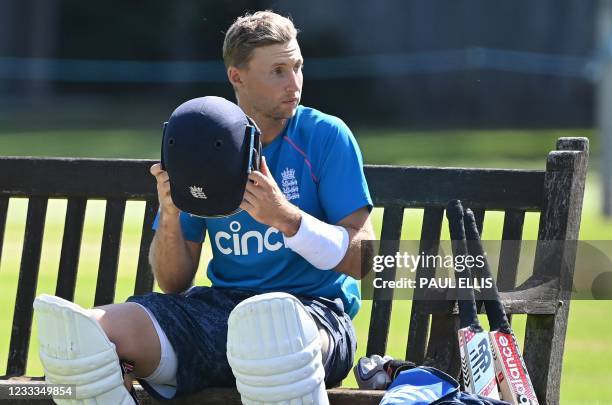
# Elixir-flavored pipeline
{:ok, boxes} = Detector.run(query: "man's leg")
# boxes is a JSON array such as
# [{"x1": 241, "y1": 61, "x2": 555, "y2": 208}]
[
  {"x1": 227, "y1": 292, "x2": 329, "y2": 405},
  {"x1": 92, "y1": 302, "x2": 179, "y2": 400},
  {"x1": 34, "y1": 295, "x2": 167, "y2": 404},
  {"x1": 303, "y1": 298, "x2": 357, "y2": 389},
  {"x1": 34, "y1": 295, "x2": 139, "y2": 404},
  {"x1": 90, "y1": 302, "x2": 161, "y2": 378}
]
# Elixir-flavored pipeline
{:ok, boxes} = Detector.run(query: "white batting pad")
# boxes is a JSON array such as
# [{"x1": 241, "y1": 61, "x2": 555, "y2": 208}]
[
  {"x1": 227, "y1": 292, "x2": 329, "y2": 405},
  {"x1": 33, "y1": 294, "x2": 135, "y2": 405}
]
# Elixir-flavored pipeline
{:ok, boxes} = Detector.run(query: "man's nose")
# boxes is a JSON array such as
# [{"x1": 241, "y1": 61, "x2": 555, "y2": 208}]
[{"x1": 286, "y1": 70, "x2": 301, "y2": 92}]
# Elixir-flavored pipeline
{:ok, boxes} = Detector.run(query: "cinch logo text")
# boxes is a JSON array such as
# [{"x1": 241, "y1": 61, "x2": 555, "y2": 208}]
[{"x1": 214, "y1": 221, "x2": 283, "y2": 256}]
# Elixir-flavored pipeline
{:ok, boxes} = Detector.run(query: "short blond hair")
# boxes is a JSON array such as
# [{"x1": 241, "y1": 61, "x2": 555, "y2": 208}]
[{"x1": 223, "y1": 11, "x2": 298, "y2": 69}]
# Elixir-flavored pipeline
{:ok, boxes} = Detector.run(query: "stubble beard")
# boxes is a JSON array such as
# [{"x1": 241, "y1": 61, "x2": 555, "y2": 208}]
[{"x1": 266, "y1": 103, "x2": 297, "y2": 121}]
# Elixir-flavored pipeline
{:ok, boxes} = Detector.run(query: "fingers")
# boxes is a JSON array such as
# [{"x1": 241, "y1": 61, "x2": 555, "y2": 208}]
[
  {"x1": 259, "y1": 156, "x2": 272, "y2": 178},
  {"x1": 248, "y1": 170, "x2": 270, "y2": 187},
  {"x1": 150, "y1": 163, "x2": 163, "y2": 176},
  {"x1": 151, "y1": 163, "x2": 179, "y2": 214},
  {"x1": 240, "y1": 198, "x2": 254, "y2": 212},
  {"x1": 244, "y1": 186, "x2": 257, "y2": 199},
  {"x1": 156, "y1": 182, "x2": 173, "y2": 205},
  {"x1": 150, "y1": 163, "x2": 170, "y2": 184},
  {"x1": 245, "y1": 179, "x2": 264, "y2": 197},
  {"x1": 157, "y1": 171, "x2": 170, "y2": 184}
]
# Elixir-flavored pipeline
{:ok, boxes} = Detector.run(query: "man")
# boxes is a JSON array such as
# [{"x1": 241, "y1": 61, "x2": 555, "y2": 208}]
[{"x1": 34, "y1": 10, "x2": 374, "y2": 404}]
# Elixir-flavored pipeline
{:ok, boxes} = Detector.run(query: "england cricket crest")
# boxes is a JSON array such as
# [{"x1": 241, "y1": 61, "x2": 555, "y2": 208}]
[
  {"x1": 189, "y1": 185, "x2": 208, "y2": 199},
  {"x1": 458, "y1": 327, "x2": 500, "y2": 399},
  {"x1": 281, "y1": 167, "x2": 300, "y2": 201}
]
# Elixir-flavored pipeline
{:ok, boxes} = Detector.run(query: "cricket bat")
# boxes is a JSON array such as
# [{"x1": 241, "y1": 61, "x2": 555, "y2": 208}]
[
  {"x1": 463, "y1": 207, "x2": 539, "y2": 405},
  {"x1": 446, "y1": 200, "x2": 500, "y2": 400}
]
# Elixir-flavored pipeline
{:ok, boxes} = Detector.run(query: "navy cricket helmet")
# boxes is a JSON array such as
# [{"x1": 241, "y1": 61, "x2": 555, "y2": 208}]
[{"x1": 161, "y1": 96, "x2": 261, "y2": 217}]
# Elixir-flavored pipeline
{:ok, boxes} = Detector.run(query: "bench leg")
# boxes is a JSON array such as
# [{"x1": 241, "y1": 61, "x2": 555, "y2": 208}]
[{"x1": 523, "y1": 303, "x2": 570, "y2": 405}]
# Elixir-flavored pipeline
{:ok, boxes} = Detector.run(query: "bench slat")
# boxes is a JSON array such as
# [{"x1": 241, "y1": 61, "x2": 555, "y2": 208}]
[
  {"x1": 406, "y1": 207, "x2": 444, "y2": 364},
  {"x1": 0, "y1": 381, "x2": 386, "y2": 405},
  {"x1": 55, "y1": 198, "x2": 87, "y2": 301},
  {"x1": 366, "y1": 206, "x2": 404, "y2": 357},
  {"x1": 94, "y1": 198, "x2": 126, "y2": 306},
  {"x1": 419, "y1": 206, "x2": 461, "y2": 377},
  {"x1": 0, "y1": 197, "x2": 8, "y2": 266},
  {"x1": 366, "y1": 166, "x2": 544, "y2": 210},
  {"x1": 134, "y1": 199, "x2": 158, "y2": 296},
  {"x1": 0, "y1": 158, "x2": 156, "y2": 199},
  {"x1": 421, "y1": 297, "x2": 559, "y2": 315},
  {"x1": 7, "y1": 197, "x2": 48, "y2": 376},
  {"x1": 498, "y1": 209, "x2": 525, "y2": 292},
  {"x1": 422, "y1": 311, "x2": 460, "y2": 378},
  {"x1": 0, "y1": 158, "x2": 544, "y2": 211},
  {"x1": 150, "y1": 387, "x2": 384, "y2": 405},
  {"x1": 497, "y1": 209, "x2": 525, "y2": 325}
]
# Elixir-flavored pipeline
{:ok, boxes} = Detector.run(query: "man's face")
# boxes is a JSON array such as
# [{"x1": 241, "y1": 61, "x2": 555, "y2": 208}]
[{"x1": 235, "y1": 38, "x2": 303, "y2": 121}]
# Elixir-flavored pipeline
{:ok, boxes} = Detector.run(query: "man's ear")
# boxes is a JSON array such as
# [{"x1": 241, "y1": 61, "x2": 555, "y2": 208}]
[{"x1": 227, "y1": 66, "x2": 243, "y2": 88}]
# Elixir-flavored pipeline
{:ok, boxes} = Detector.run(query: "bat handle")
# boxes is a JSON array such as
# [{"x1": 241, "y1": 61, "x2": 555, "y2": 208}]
[
  {"x1": 464, "y1": 208, "x2": 511, "y2": 332},
  {"x1": 446, "y1": 200, "x2": 480, "y2": 329}
]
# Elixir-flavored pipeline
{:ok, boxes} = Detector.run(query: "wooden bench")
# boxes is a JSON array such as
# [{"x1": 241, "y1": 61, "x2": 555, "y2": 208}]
[{"x1": 0, "y1": 137, "x2": 588, "y2": 405}]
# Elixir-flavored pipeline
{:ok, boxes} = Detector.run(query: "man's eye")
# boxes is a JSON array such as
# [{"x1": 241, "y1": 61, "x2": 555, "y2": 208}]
[{"x1": 273, "y1": 68, "x2": 283, "y2": 75}]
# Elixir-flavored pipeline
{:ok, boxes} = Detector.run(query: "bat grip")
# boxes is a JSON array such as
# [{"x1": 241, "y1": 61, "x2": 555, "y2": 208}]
[
  {"x1": 464, "y1": 208, "x2": 511, "y2": 332},
  {"x1": 446, "y1": 200, "x2": 480, "y2": 329}
]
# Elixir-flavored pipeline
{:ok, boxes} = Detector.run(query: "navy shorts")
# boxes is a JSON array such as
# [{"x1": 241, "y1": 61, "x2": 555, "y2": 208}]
[{"x1": 127, "y1": 286, "x2": 357, "y2": 399}]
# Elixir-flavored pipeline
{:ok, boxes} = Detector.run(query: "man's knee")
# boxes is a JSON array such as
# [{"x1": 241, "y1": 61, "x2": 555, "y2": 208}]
[
  {"x1": 90, "y1": 302, "x2": 161, "y2": 376},
  {"x1": 227, "y1": 292, "x2": 329, "y2": 405}
]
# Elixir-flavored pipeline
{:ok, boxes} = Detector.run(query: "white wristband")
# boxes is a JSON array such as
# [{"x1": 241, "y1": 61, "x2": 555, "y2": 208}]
[{"x1": 282, "y1": 211, "x2": 350, "y2": 270}]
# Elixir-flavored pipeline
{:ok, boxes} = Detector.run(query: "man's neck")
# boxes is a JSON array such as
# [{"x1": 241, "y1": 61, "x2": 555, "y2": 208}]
[{"x1": 239, "y1": 105, "x2": 287, "y2": 146}]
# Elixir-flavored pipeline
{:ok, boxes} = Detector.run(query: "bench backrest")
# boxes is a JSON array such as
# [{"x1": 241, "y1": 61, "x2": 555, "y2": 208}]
[{"x1": 0, "y1": 137, "x2": 588, "y2": 405}]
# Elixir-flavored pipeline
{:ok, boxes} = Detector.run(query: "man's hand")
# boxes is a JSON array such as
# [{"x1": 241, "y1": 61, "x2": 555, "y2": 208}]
[
  {"x1": 240, "y1": 157, "x2": 302, "y2": 236},
  {"x1": 150, "y1": 163, "x2": 180, "y2": 217},
  {"x1": 148, "y1": 163, "x2": 202, "y2": 293}
]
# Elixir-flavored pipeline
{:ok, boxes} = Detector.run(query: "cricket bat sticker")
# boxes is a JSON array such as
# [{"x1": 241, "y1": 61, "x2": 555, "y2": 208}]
[
  {"x1": 490, "y1": 330, "x2": 539, "y2": 405},
  {"x1": 458, "y1": 327, "x2": 500, "y2": 399}
]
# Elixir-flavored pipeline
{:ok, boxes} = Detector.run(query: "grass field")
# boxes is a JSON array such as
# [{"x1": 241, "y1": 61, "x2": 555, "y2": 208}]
[{"x1": 0, "y1": 127, "x2": 610, "y2": 404}]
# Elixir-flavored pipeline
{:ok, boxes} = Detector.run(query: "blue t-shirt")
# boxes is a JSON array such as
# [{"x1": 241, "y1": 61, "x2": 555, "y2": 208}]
[{"x1": 153, "y1": 105, "x2": 372, "y2": 318}]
